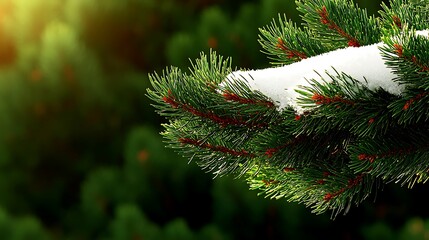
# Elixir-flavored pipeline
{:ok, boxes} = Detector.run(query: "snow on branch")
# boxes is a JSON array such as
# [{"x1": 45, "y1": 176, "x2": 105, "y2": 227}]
[{"x1": 224, "y1": 30, "x2": 429, "y2": 114}]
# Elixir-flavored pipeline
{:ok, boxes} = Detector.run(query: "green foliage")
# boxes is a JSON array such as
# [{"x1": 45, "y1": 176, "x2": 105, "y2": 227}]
[
  {"x1": 65, "y1": 0, "x2": 192, "y2": 71},
  {"x1": 149, "y1": 0, "x2": 429, "y2": 217},
  {"x1": 0, "y1": 0, "x2": 426, "y2": 239},
  {"x1": 379, "y1": 0, "x2": 429, "y2": 30},
  {"x1": 148, "y1": 52, "x2": 284, "y2": 176},
  {"x1": 106, "y1": 204, "x2": 229, "y2": 240},
  {"x1": 0, "y1": 208, "x2": 49, "y2": 240},
  {"x1": 166, "y1": 0, "x2": 301, "y2": 69},
  {"x1": 107, "y1": 204, "x2": 161, "y2": 240},
  {"x1": 259, "y1": 15, "x2": 329, "y2": 65},
  {"x1": 362, "y1": 217, "x2": 429, "y2": 240},
  {"x1": 0, "y1": 1, "x2": 155, "y2": 221},
  {"x1": 296, "y1": 0, "x2": 381, "y2": 48}
]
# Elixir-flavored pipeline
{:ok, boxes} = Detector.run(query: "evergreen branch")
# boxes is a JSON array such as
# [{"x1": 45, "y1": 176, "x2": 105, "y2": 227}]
[
  {"x1": 323, "y1": 173, "x2": 365, "y2": 201},
  {"x1": 387, "y1": 87, "x2": 429, "y2": 125},
  {"x1": 297, "y1": 0, "x2": 381, "y2": 49},
  {"x1": 255, "y1": 115, "x2": 352, "y2": 169},
  {"x1": 296, "y1": 73, "x2": 400, "y2": 138},
  {"x1": 317, "y1": 172, "x2": 377, "y2": 218},
  {"x1": 222, "y1": 90, "x2": 275, "y2": 108},
  {"x1": 149, "y1": 52, "x2": 281, "y2": 130},
  {"x1": 220, "y1": 79, "x2": 278, "y2": 110},
  {"x1": 317, "y1": 6, "x2": 361, "y2": 47},
  {"x1": 386, "y1": 41, "x2": 429, "y2": 74},
  {"x1": 148, "y1": 0, "x2": 429, "y2": 216},
  {"x1": 247, "y1": 163, "x2": 376, "y2": 217},
  {"x1": 178, "y1": 137, "x2": 256, "y2": 158},
  {"x1": 163, "y1": 120, "x2": 259, "y2": 176},
  {"x1": 402, "y1": 91, "x2": 429, "y2": 110},
  {"x1": 349, "y1": 126, "x2": 429, "y2": 185},
  {"x1": 311, "y1": 92, "x2": 355, "y2": 105},
  {"x1": 263, "y1": 135, "x2": 305, "y2": 158},
  {"x1": 276, "y1": 38, "x2": 308, "y2": 60},
  {"x1": 380, "y1": 27, "x2": 429, "y2": 91},
  {"x1": 258, "y1": 14, "x2": 329, "y2": 65},
  {"x1": 162, "y1": 90, "x2": 267, "y2": 128},
  {"x1": 380, "y1": 31, "x2": 429, "y2": 124},
  {"x1": 380, "y1": 0, "x2": 429, "y2": 31}
]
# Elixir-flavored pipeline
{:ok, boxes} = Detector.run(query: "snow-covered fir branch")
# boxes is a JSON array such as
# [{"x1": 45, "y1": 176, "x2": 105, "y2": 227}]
[{"x1": 225, "y1": 30, "x2": 429, "y2": 113}]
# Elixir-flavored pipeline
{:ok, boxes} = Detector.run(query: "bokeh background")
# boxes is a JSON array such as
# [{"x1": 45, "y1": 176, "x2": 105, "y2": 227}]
[{"x1": 0, "y1": 0, "x2": 428, "y2": 239}]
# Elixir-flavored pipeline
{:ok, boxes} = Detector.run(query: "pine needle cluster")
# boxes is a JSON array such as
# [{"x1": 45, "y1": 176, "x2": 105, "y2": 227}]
[{"x1": 147, "y1": 0, "x2": 429, "y2": 216}]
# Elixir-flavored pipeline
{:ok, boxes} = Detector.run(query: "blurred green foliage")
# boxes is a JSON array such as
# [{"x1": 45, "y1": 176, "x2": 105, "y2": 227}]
[
  {"x1": 166, "y1": 0, "x2": 302, "y2": 69},
  {"x1": 0, "y1": 0, "x2": 426, "y2": 239},
  {"x1": 0, "y1": 208, "x2": 49, "y2": 240},
  {"x1": 362, "y1": 217, "x2": 429, "y2": 240}
]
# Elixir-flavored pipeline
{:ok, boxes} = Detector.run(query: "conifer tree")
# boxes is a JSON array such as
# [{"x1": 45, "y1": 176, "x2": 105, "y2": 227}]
[{"x1": 148, "y1": 0, "x2": 429, "y2": 217}]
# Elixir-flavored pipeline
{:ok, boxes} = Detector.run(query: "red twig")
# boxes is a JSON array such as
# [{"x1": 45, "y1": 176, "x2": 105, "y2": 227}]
[
  {"x1": 222, "y1": 91, "x2": 275, "y2": 108},
  {"x1": 358, "y1": 145, "x2": 415, "y2": 163},
  {"x1": 262, "y1": 179, "x2": 279, "y2": 186},
  {"x1": 283, "y1": 167, "x2": 296, "y2": 172},
  {"x1": 179, "y1": 137, "x2": 255, "y2": 158},
  {"x1": 317, "y1": 6, "x2": 360, "y2": 47},
  {"x1": 394, "y1": 44, "x2": 429, "y2": 72},
  {"x1": 324, "y1": 174, "x2": 364, "y2": 201},
  {"x1": 276, "y1": 38, "x2": 308, "y2": 60},
  {"x1": 394, "y1": 44, "x2": 429, "y2": 110},
  {"x1": 265, "y1": 135, "x2": 306, "y2": 158},
  {"x1": 403, "y1": 92, "x2": 429, "y2": 110},
  {"x1": 392, "y1": 15, "x2": 402, "y2": 29},
  {"x1": 163, "y1": 90, "x2": 267, "y2": 128},
  {"x1": 393, "y1": 44, "x2": 403, "y2": 57},
  {"x1": 316, "y1": 172, "x2": 333, "y2": 185},
  {"x1": 311, "y1": 93, "x2": 355, "y2": 106}
]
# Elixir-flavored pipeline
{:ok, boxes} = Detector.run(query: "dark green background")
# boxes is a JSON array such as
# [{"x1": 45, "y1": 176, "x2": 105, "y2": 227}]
[{"x1": 0, "y1": 0, "x2": 427, "y2": 239}]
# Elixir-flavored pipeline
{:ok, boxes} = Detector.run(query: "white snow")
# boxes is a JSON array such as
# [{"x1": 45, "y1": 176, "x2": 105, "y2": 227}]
[
  {"x1": 416, "y1": 30, "x2": 429, "y2": 37},
  {"x1": 224, "y1": 30, "x2": 429, "y2": 113}
]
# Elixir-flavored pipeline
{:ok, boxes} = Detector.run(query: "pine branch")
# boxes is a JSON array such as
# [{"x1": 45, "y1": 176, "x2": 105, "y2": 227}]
[
  {"x1": 247, "y1": 163, "x2": 376, "y2": 216},
  {"x1": 258, "y1": 14, "x2": 329, "y2": 65},
  {"x1": 296, "y1": 0, "x2": 381, "y2": 48},
  {"x1": 349, "y1": 126, "x2": 429, "y2": 186},
  {"x1": 296, "y1": 72, "x2": 402, "y2": 139},
  {"x1": 148, "y1": 0, "x2": 429, "y2": 217},
  {"x1": 380, "y1": 0, "x2": 429, "y2": 31}
]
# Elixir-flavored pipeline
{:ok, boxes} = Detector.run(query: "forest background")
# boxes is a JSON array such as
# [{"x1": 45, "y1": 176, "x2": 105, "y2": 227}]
[{"x1": 0, "y1": 0, "x2": 427, "y2": 239}]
